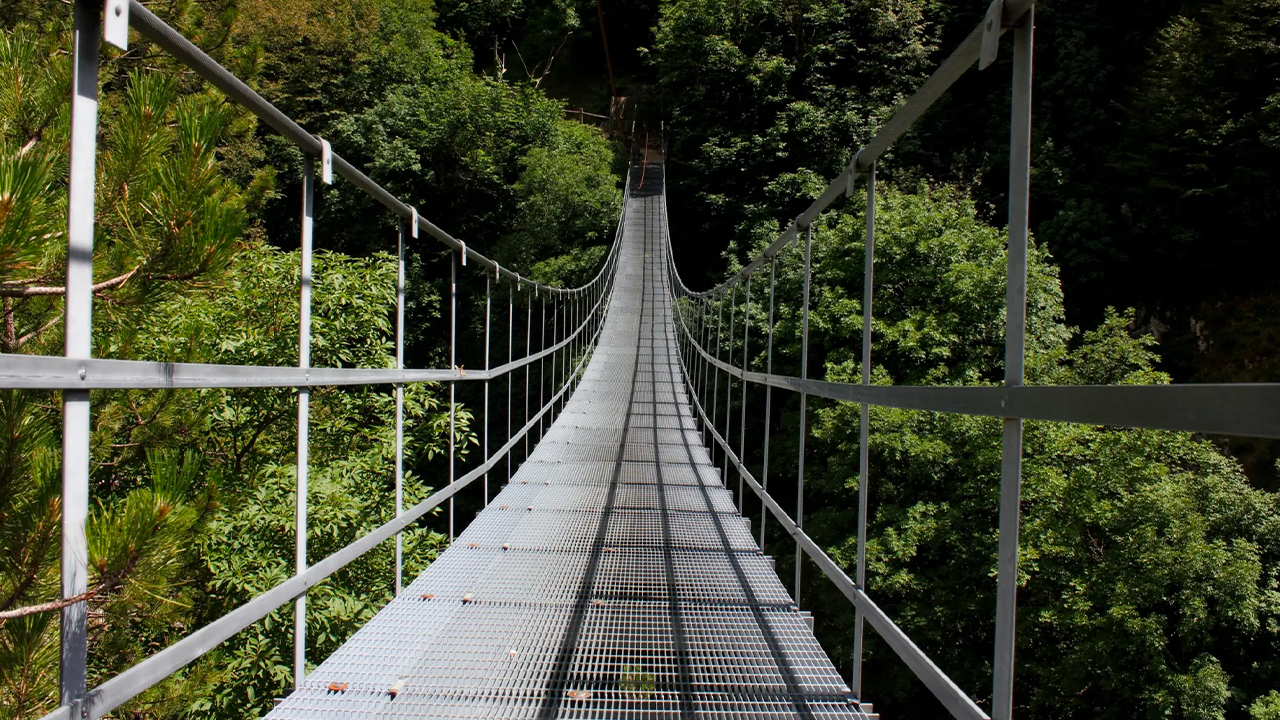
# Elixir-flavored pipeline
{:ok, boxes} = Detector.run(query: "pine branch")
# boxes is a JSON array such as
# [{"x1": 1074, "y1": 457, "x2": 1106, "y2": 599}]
[
  {"x1": 0, "y1": 265, "x2": 142, "y2": 297},
  {"x1": 0, "y1": 543, "x2": 144, "y2": 622},
  {"x1": 0, "y1": 584, "x2": 103, "y2": 622},
  {"x1": 14, "y1": 312, "x2": 63, "y2": 349}
]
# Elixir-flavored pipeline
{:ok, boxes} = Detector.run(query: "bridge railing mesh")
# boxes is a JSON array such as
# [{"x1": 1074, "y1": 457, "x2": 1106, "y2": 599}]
[
  {"x1": 5, "y1": 2, "x2": 626, "y2": 718},
  {"x1": 661, "y1": 2, "x2": 1277, "y2": 720}
]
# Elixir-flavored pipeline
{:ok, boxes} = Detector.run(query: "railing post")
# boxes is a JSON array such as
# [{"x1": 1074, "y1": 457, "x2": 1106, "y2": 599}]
[
  {"x1": 524, "y1": 289, "x2": 532, "y2": 458},
  {"x1": 853, "y1": 162, "x2": 876, "y2": 696},
  {"x1": 994, "y1": 9, "x2": 1034, "y2": 720},
  {"x1": 696, "y1": 299, "x2": 708, "y2": 438},
  {"x1": 551, "y1": 295, "x2": 559, "y2": 413},
  {"x1": 61, "y1": 1, "x2": 100, "y2": 710},
  {"x1": 507, "y1": 282, "x2": 514, "y2": 483},
  {"x1": 712, "y1": 295, "x2": 723, "y2": 465},
  {"x1": 723, "y1": 285, "x2": 737, "y2": 485},
  {"x1": 539, "y1": 293, "x2": 546, "y2": 440},
  {"x1": 738, "y1": 275, "x2": 751, "y2": 513},
  {"x1": 394, "y1": 220, "x2": 406, "y2": 594},
  {"x1": 483, "y1": 275, "x2": 491, "y2": 505},
  {"x1": 795, "y1": 224, "x2": 812, "y2": 605},
  {"x1": 760, "y1": 257, "x2": 776, "y2": 550},
  {"x1": 448, "y1": 253, "x2": 456, "y2": 541},
  {"x1": 294, "y1": 155, "x2": 315, "y2": 686}
]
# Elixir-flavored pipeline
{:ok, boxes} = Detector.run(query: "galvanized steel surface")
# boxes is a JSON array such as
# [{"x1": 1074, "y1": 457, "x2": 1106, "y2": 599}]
[{"x1": 265, "y1": 165, "x2": 866, "y2": 719}]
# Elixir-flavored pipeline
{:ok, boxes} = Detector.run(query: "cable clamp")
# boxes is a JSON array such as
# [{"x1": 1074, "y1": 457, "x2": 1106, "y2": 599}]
[
  {"x1": 104, "y1": 0, "x2": 129, "y2": 49},
  {"x1": 980, "y1": 0, "x2": 1005, "y2": 70},
  {"x1": 459, "y1": 240, "x2": 467, "y2": 266},
  {"x1": 409, "y1": 206, "x2": 418, "y2": 238},
  {"x1": 318, "y1": 139, "x2": 333, "y2": 184}
]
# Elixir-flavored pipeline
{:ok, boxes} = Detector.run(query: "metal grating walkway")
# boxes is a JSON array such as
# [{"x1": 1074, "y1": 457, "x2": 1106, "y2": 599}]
[{"x1": 265, "y1": 165, "x2": 866, "y2": 719}]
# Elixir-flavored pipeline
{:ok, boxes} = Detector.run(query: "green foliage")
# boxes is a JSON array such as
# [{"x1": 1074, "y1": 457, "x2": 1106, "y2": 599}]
[
  {"x1": 231, "y1": 0, "x2": 620, "y2": 270},
  {"x1": 1253, "y1": 691, "x2": 1280, "y2": 720},
  {"x1": 764, "y1": 184, "x2": 1280, "y2": 719},
  {"x1": 652, "y1": 0, "x2": 939, "y2": 284},
  {"x1": 502, "y1": 121, "x2": 622, "y2": 268},
  {"x1": 528, "y1": 244, "x2": 610, "y2": 288},
  {"x1": 0, "y1": 25, "x2": 248, "y2": 355}
]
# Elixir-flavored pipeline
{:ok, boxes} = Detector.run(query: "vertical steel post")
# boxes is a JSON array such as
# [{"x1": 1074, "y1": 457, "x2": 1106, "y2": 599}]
[
  {"x1": 539, "y1": 294, "x2": 546, "y2": 439},
  {"x1": 695, "y1": 300, "x2": 707, "y2": 437},
  {"x1": 573, "y1": 292, "x2": 581, "y2": 387},
  {"x1": 61, "y1": 2, "x2": 99, "y2": 709},
  {"x1": 551, "y1": 296, "x2": 559, "y2": 411},
  {"x1": 739, "y1": 276, "x2": 750, "y2": 513},
  {"x1": 795, "y1": 224, "x2": 813, "y2": 605},
  {"x1": 712, "y1": 297, "x2": 723, "y2": 464},
  {"x1": 702, "y1": 298, "x2": 712, "y2": 431},
  {"x1": 394, "y1": 220, "x2": 405, "y2": 595},
  {"x1": 448, "y1": 254, "x2": 456, "y2": 540},
  {"x1": 294, "y1": 156, "x2": 315, "y2": 685},
  {"x1": 852, "y1": 163, "x2": 876, "y2": 696},
  {"x1": 760, "y1": 257, "x2": 776, "y2": 550},
  {"x1": 524, "y1": 290, "x2": 532, "y2": 457},
  {"x1": 723, "y1": 286, "x2": 736, "y2": 485},
  {"x1": 993, "y1": 11, "x2": 1034, "y2": 720},
  {"x1": 483, "y1": 276, "x2": 491, "y2": 505},
  {"x1": 508, "y1": 283, "x2": 514, "y2": 482}
]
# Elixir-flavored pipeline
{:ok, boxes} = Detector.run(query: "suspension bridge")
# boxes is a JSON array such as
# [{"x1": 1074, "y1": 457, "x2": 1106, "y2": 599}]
[{"x1": 8, "y1": 1, "x2": 1280, "y2": 719}]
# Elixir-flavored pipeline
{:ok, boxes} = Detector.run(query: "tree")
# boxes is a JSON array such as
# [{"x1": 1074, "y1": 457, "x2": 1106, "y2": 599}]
[{"x1": 722, "y1": 183, "x2": 1280, "y2": 720}]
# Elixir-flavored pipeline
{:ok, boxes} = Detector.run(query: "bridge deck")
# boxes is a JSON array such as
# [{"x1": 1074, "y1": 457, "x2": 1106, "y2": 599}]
[{"x1": 266, "y1": 166, "x2": 864, "y2": 719}]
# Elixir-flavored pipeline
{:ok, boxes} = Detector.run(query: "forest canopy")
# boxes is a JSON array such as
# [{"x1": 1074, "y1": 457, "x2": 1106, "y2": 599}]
[{"x1": 2, "y1": 0, "x2": 1278, "y2": 718}]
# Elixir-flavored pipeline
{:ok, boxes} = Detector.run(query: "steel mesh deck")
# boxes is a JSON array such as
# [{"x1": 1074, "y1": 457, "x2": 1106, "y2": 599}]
[{"x1": 266, "y1": 165, "x2": 866, "y2": 719}]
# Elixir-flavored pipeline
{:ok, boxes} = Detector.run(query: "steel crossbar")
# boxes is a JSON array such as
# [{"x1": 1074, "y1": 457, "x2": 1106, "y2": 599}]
[{"x1": 19, "y1": 2, "x2": 628, "y2": 719}]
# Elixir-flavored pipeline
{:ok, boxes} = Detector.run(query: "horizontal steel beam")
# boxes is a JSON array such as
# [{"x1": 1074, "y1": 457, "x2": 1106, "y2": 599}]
[
  {"x1": 127, "y1": 0, "x2": 616, "y2": 297},
  {"x1": 35, "y1": 292, "x2": 609, "y2": 720},
  {"x1": 679, "y1": 327, "x2": 1280, "y2": 439},
  {"x1": 678, "y1": 0, "x2": 1035, "y2": 298},
  {"x1": 0, "y1": 273, "x2": 612, "y2": 390},
  {"x1": 675, "y1": 329, "x2": 989, "y2": 720}
]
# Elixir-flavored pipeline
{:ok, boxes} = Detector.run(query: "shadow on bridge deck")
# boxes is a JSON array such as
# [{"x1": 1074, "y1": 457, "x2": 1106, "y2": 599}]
[{"x1": 265, "y1": 163, "x2": 868, "y2": 720}]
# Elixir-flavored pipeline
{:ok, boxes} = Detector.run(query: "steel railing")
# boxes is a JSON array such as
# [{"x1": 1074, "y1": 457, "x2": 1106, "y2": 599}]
[
  {"x1": 4, "y1": 2, "x2": 627, "y2": 719},
  {"x1": 9, "y1": 1, "x2": 1280, "y2": 719},
  {"x1": 662, "y1": 2, "x2": 1280, "y2": 720}
]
